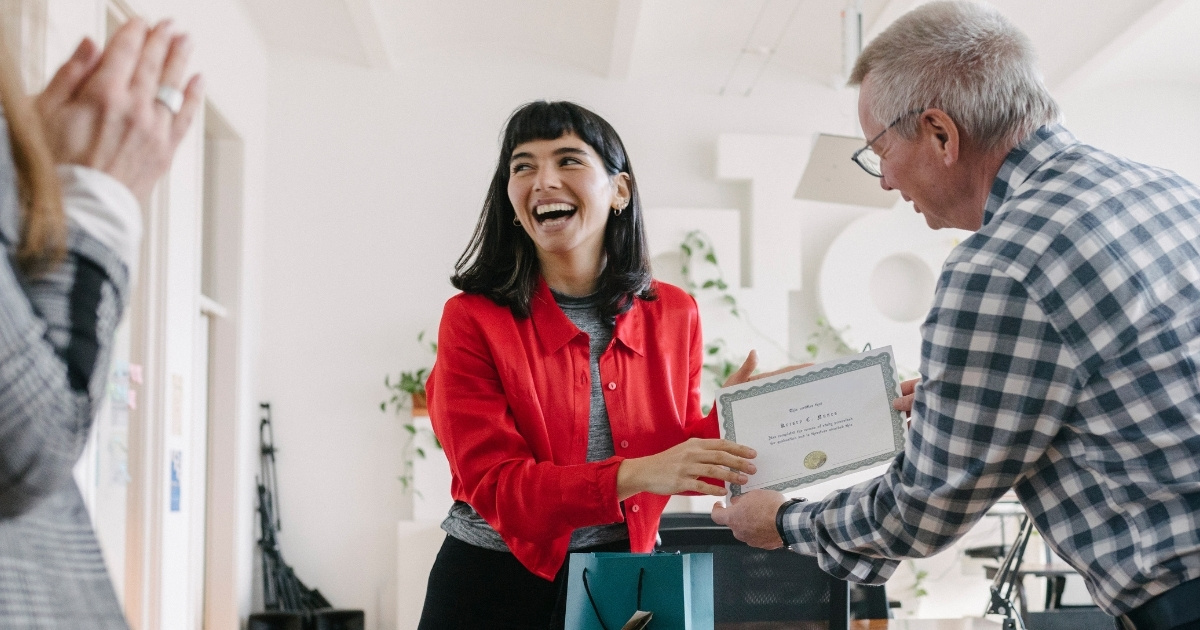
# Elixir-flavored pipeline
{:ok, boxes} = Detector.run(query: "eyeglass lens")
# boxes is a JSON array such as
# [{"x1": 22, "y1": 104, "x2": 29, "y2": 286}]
[{"x1": 857, "y1": 148, "x2": 882, "y2": 177}]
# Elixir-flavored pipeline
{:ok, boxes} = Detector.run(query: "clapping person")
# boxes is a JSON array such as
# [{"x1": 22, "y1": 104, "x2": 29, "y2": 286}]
[{"x1": 0, "y1": 18, "x2": 199, "y2": 626}]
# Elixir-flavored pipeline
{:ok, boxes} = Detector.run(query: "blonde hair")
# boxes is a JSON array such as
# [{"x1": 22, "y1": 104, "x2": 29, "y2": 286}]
[
  {"x1": 0, "y1": 25, "x2": 63, "y2": 275},
  {"x1": 849, "y1": 0, "x2": 1060, "y2": 152}
]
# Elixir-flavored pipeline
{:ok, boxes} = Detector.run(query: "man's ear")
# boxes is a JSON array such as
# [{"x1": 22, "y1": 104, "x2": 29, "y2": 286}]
[{"x1": 921, "y1": 109, "x2": 960, "y2": 167}]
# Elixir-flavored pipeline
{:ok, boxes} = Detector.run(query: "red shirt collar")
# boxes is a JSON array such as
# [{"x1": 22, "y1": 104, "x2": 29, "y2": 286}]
[{"x1": 530, "y1": 277, "x2": 646, "y2": 357}]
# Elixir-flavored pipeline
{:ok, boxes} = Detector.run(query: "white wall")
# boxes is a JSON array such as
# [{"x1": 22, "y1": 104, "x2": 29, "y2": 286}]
[{"x1": 258, "y1": 6, "x2": 1200, "y2": 630}]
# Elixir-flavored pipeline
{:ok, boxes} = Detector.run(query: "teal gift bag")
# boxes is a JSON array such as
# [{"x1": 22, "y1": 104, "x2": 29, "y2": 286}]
[{"x1": 564, "y1": 552, "x2": 714, "y2": 630}]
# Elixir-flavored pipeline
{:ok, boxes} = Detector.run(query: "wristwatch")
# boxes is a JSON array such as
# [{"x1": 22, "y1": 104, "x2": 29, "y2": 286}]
[{"x1": 775, "y1": 498, "x2": 807, "y2": 545}]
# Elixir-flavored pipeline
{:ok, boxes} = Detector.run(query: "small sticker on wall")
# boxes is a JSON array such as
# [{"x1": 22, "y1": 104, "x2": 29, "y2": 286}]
[{"x1": 170, "y1": 450, "x2": 182, "y2": 512}]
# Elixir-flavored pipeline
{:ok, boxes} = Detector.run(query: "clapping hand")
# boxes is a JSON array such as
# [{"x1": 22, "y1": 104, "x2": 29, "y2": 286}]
[{"x1": 36, "y1": 18, "x2": 203, "y2": 202}]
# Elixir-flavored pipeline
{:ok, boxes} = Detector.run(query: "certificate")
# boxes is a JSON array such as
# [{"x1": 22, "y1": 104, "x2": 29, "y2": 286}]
[{"x1": 717, "y1": 346, "x2": 905, "y2": 497}]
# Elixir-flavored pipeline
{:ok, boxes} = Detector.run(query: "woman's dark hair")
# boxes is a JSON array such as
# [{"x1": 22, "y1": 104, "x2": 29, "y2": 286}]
[{"x1": 451, "y1": 100, "x2": 656, "y2": 322}]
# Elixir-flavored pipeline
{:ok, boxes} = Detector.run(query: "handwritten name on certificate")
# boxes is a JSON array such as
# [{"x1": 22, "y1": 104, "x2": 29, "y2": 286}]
[{"x1": 717, "y1": 346, "x2": 906, "y2": 497}]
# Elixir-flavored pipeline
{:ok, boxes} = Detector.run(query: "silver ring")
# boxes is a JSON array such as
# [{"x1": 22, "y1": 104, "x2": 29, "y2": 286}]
[{"x1": 155, "y1": 85, "x2": 183, "y2": 115}]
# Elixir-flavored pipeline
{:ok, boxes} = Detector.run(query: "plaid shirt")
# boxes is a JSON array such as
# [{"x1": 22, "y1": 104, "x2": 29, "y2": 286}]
[{"x1": 780, "y1": 124, "x2": 1200, "y2": 616}]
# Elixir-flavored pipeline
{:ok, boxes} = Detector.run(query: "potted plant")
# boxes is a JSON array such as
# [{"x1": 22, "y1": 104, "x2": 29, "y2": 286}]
[
  {"x1": 382, "y1": 367, "x2": 430, "y2": 416},
  {"x1": 381, "y1": 331, "x2": 440, "y2": 493}
]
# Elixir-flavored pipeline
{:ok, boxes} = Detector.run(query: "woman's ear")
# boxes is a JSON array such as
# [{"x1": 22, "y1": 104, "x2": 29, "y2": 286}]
[{"x1": 612, "y1": 172, "x2": 631, "y2": 209}]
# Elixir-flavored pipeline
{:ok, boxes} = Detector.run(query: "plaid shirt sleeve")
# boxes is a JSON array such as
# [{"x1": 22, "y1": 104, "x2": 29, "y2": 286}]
[{"x1": 779, "y1": 259, "x2": 1079, "y2": 584}]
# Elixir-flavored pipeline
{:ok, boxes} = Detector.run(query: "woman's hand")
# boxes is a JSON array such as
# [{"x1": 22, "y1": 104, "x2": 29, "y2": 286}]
[
  {"x1": 723, "y1": 349, "x2": 812, "y2": 388},
  {"x1": 616, "y1": 438, "x2": 757, "y2": 500},
  {"x1": 35, "y1": 18, "x2": 203, "y2": 202},
  {"x1": 616, "y1": 352, "x2": 816, "y2": 500}
]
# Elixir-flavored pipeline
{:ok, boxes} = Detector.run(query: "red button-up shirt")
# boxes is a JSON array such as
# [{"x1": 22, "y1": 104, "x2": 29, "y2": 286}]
[{"x1": 427, "y1": 279, "x2": 718, "y2": 580}]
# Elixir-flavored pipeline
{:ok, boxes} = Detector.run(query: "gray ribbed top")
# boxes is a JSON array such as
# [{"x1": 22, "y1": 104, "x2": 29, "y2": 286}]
[{"x1": 440, "y1": 289, "x2": 629, "y2": 553}]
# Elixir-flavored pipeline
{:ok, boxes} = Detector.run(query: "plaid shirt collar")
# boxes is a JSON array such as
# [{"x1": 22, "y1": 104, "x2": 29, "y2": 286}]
[{"x1": 983, "y1": 124, "x2": 1079, "y2": 226}]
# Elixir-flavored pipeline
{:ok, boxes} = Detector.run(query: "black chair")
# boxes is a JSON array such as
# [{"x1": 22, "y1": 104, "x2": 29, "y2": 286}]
[{"x1": 656, "y1": 516, "x2": 888, "y2": 630}]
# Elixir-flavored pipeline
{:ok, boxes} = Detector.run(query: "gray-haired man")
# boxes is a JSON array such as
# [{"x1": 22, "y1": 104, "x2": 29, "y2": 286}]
[{"x1": 713, "y1": 3, "x2": 1200, "y2": 629}]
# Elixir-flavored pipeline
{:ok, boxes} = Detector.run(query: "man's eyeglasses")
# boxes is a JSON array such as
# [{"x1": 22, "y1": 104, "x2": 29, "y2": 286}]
[{"x1": 850, "y1": 109, "x2": 924, "y2": 178}]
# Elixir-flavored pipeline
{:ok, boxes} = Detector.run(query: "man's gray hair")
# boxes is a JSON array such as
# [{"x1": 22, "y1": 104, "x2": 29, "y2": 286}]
[{"x1": 849, "y1": 1, "x2": 1060, "y2": 151}]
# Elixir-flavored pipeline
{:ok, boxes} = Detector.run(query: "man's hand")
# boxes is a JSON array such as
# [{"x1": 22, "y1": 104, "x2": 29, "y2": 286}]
[
  {"x1": 892, "y1": 378, "x2": 919, "y2": 417},
  {"x1": 711, "y1": 489, "x2": 789, "y2": 549}
]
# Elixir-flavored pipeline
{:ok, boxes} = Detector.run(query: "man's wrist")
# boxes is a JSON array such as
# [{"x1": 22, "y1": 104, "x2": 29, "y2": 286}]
[{"x1": 775, "y1": 497, "x2": 806, "y2": 546}]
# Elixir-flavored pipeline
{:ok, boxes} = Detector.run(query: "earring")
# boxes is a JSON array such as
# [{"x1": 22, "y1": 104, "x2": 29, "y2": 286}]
[
  {"x1": 612, "y1": 199, "x2": 628, "y2": 216},
  {"x1": 513, "y1": 217, "x2": 521, "y2": 226},
  {"x1": 612, "y1": 207, "x2": 623, "y2": 217}
]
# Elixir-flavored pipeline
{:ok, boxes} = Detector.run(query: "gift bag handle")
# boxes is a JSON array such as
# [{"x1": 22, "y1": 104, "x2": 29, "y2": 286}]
[{"x1": 582, "y1": 567, "x2": 645, "y2": 630}]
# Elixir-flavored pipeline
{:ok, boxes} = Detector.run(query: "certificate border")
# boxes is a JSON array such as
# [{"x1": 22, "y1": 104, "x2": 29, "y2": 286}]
[{"x1": 720, "y1": 351, "x2": 905, "y2": 497}]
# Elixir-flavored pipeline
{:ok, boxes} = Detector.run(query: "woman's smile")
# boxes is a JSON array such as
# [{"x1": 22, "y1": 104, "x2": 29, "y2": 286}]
[
  {"x1": 532, "y1": 201, "x2": 577, "y2": 227},
  {"x1": 508, "y1": 133, "x2": 626, "y2": 260}
]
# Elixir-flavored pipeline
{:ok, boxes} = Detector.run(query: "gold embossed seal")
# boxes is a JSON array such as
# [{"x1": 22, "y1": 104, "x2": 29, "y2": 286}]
[{"x1": 804, "y1": 451, "x2": 827, "y2": 470}]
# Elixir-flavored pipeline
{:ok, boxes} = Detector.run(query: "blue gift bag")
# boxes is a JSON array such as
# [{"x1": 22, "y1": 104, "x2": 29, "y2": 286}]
[{"x1": 564, "y1": 552, "x2": 714, "y2": 630}]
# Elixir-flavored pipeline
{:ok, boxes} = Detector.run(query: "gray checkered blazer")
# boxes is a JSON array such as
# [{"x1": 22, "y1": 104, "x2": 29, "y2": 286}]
[{"x1": 0, "y1": 113, "x2": 130, "y2": 626}]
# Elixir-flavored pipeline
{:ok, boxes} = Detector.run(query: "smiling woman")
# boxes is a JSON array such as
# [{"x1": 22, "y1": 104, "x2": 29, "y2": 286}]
[
  {"x1": 418, "y1": 101, "x2": 759, "y2": 629},
  {"x1": 506, "y1": 133, "x2": 630, "y2": 296},
  {"x1": 452, "y1": 100, "x2": 649, "y2": 322}
]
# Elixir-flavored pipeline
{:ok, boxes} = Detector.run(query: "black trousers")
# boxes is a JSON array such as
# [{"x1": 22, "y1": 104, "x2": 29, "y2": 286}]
[{"x1": 418, "y1": 535, "x2": 630, "y2": 630}]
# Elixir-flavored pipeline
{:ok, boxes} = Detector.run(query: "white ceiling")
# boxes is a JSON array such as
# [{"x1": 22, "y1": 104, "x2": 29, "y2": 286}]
[{"x1": 241, "y1": 0, "x2": 1198, "y2": 95}]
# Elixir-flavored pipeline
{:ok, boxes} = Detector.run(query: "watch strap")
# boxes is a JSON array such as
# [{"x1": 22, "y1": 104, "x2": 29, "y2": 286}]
[{"x1": 775, "y1": 497, "x2": 806, "y2": 546}]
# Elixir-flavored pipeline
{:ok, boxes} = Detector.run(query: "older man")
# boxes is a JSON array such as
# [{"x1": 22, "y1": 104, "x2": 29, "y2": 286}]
[{"x1": 711, "y1": 2, "x2": 1200, "y2": 629}]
